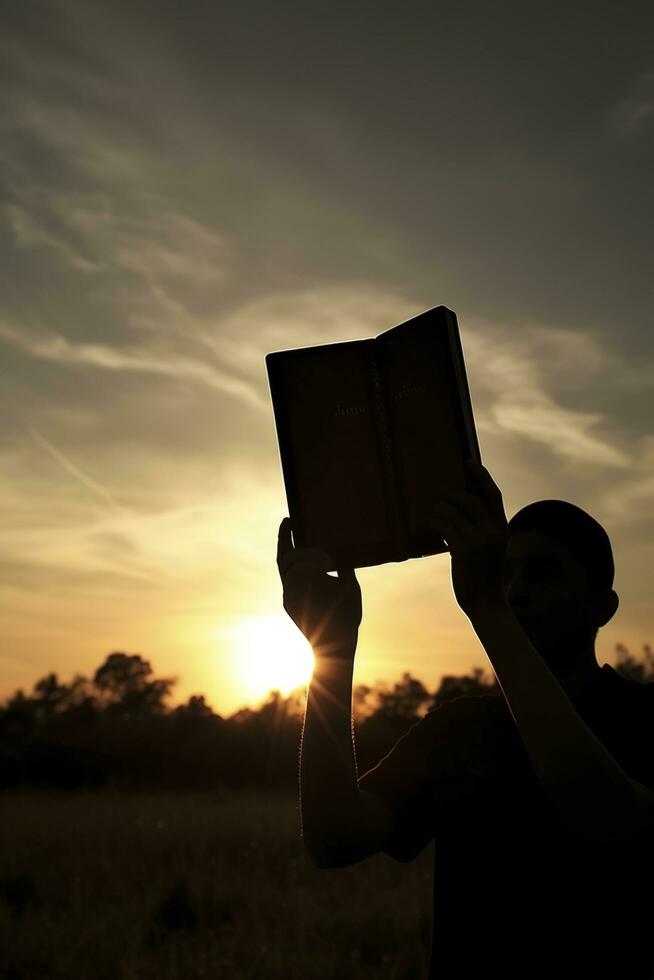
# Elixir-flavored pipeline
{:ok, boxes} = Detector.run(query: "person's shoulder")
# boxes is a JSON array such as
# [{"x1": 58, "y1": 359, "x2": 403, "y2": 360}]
[
  {"x1": 627, "y1": 675, "x2": 654, "y2": 705},
  {"x1": 599, "y1": 663, "x2": 654, "y2": 708},
  {"x1": 422, "y1": 692, "x2": 505, "y2": 731},
  {"x1": 597, "y1": 666, "x2": 654, "y2": 785}
]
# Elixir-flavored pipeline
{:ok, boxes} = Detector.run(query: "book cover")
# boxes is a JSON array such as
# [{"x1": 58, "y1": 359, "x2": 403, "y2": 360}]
[{"x1": 265, "y1": 305, "x2": 482, "y2": 571}]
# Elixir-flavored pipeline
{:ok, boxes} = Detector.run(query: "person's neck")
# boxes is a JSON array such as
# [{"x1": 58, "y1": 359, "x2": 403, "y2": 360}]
[{"x1": 552, "y1": 651, "x2": 601, "y2": 701}]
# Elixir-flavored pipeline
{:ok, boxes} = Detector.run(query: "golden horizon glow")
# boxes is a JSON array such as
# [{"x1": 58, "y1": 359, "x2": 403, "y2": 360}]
[
  {"x1": 2, "y1": 6, "x2": 653, "y2": 719},
  {"x1": 227, "y1": 612, "x2": 314, "y2": 704}
]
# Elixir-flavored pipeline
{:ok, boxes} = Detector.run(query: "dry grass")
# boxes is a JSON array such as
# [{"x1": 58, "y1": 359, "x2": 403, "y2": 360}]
[{"x1": 0, "y1": 788, "x2": 433, "y2": 979}]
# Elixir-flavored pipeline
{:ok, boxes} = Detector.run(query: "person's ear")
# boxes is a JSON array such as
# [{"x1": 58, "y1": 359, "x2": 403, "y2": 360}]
[{"x1": 589, "y1": 588, "x2": 619, "y2": 629}]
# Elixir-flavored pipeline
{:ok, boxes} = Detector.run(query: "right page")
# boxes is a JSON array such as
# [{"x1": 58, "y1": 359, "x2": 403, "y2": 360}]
[{"x1": 376, "y1": 308, "x2": 475, "y2": 555}]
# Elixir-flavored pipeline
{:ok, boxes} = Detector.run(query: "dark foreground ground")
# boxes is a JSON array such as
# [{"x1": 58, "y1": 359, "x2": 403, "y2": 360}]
[{"x1": 0, "y1": 788, "x2": 433, "y2": 979}]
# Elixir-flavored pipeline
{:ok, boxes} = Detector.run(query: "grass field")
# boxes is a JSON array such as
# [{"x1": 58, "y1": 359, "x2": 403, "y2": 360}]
[{"x1": 0, "y1": 788, "x2": 434, "y2": 979}]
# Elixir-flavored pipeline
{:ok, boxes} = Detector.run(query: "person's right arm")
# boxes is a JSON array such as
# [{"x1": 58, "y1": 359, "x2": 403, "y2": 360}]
[
  {"x1": 299, "y1": 649, "x2": 495, "y2": 868},
  {"x1": 299, "y1": 640, "x2": 395, "y2": 868},
  {"x1": 276, "y1": 516, "x2": 392, "y2": 868}
]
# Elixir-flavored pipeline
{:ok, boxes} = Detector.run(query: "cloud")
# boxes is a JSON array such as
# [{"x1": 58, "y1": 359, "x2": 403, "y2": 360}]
[
  {"x1": 591, "y1": 434, "x2": 654, "y2": 527},
  {"x1": 491, "y1": 400, "x2": 627, "y2": 468},
  {"x1": 22, "y1": 419, "x2": 127, "y2": 514},
  {"x1": 457, "y1": 316, "x2": 631, "y2": 468},
  {"x1": 0, "y1": 275, "x2": 640, "y2": 478},
  {"x1": 6, "y1": 197, "x2": 234, "y2": 284},
  {"x1": 0, "y1": 318, "x2": 267, "y2": 412},
  {"x1": 609, "y1": 70, "x2": 654, "y2": 135},
  {"x1": 6, "y1": 204, "x2": 100, "y2": 273}
]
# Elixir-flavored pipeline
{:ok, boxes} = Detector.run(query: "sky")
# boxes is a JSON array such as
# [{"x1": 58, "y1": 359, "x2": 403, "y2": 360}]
[{"x1": 1, "y1": 0, "x2": 653, "y2": 717}]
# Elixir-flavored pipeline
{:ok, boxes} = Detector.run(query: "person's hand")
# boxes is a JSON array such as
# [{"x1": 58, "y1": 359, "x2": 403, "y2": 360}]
[
  {"x1": 276, "y1": 517, "x2": 362, "y2": 655},
  {"x1": 428, "y1": 460, "x2": 510, "y2": 619}
]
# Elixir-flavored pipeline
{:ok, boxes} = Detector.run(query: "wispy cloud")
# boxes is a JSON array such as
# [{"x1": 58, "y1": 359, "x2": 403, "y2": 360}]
[
  {"x1": 609, "y1": 70, "x2": 654, "y2": 135},
  {"x1": 459, "y1": 316, "x2": 631, "y2": 468},
  {"x1": 22, "y1": 420, "x2": 128, "y2": 514},
  {"x1": 6, "y1": 204, "x2": 100, "y2": 273},
  {"x1": 0, "y1": 318, "x2": 267, "y2": 412}
]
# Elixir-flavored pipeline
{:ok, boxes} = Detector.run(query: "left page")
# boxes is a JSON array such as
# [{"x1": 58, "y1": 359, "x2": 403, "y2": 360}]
[{"x1": 266, "y1": 339, "x2": 399, "y2": 567}]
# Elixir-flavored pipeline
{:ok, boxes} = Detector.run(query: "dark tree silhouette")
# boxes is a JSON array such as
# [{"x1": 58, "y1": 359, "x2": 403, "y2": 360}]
[
  {"x1": 0, "y1": 642, "x2": 649, "y2": 792},
  {"x1": 430, "y1": 665, "x2": 500, "y2": 707},
  {"x1": 353, "y1": 682, "x2": 375, "y2": 721},
  {"x1": 93, "y1": 652, "x2": 177, "y2": 720},
  {"x1": 613, "y1": 642, "x2": 654, "y2": 683},
  {"x1": 368, "y1": 671, "x2": 433, "y2": 721},
  {"x1": 31, "y1": 673, "x2": 69, "y2": 719},
  {"x1": 172, "y1": 694, "x2": 216, "y2": 721}
]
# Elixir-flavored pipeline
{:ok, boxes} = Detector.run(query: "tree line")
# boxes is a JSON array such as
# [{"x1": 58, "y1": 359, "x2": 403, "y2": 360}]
[{"x1": 0, "y1": 644, "x2": 651, "y2": 793}]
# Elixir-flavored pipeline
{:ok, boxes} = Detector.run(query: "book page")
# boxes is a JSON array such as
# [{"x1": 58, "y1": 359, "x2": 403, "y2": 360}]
[
  {"x1": 274, "y1": 342, "x2": 394, "y2": 552},
  {"x1": 377, "y1": 323, "x2": 468, "y2": 548}
]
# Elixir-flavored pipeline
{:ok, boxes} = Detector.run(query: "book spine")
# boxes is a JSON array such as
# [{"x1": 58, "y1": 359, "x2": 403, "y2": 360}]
[
  {"x1": 369, "y1": 344, "x2": 407, "y2": 557},
  {"x1": 446, "y1": 310, "x2": 482, "y2": 465}
]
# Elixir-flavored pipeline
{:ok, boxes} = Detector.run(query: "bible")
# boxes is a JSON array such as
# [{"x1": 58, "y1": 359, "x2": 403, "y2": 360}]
[{"x1": 265, "y1": 305, "x2": 482, "y2": 571}]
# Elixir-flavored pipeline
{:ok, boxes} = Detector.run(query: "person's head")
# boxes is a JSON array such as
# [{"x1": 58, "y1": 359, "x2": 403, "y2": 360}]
[{"x1": 503, "y1": 500, "x2": 619, "y2": 672}]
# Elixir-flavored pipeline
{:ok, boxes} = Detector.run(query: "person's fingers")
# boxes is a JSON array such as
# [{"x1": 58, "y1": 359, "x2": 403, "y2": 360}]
[
  {"x1": 428, "y1": 515, "x2": 459, "y2": 552},
  {"x1": 438, "y1": 490, "x2": 485, "y2": 528},
  {"x1": 279, "y1": 545, "x2": 334, "y2": 579},
  {"x1": 466, "y1": 461, "x2": 507, "y2": 522},
  {"x1": 277, "y1": 517, "x2": 293, "y2": 568},
  {"x1": 430, "y1": 500, "x2": 466, "y2": 539}
]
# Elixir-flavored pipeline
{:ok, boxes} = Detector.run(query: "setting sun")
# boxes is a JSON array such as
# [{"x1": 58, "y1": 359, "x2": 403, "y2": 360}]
[{"x1": 228, "y1": 613, "x2": 315, "y2": 703}]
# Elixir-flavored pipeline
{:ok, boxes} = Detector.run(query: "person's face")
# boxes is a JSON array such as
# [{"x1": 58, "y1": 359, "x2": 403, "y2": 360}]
[{"x1": 502, "y1": 530, "x2": 597, "y2": 666}]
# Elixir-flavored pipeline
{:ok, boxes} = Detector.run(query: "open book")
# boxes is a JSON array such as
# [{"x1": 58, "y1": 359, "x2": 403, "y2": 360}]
[{"x1": 265, "y1": 305, "x2": 482, "y2": 571}]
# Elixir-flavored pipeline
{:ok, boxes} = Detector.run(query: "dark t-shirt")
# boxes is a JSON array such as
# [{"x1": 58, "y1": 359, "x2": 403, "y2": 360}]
[{"x1": 358, "y1": 664, "x2": 654, "y2": 979}]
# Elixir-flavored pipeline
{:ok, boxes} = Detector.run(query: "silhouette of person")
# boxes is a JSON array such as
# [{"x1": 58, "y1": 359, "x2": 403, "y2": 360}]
[{"x1": 280, "y1": 465, "x2": 654, "y2": 980}]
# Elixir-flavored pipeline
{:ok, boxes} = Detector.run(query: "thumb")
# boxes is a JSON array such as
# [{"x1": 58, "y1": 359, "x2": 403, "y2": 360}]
[{"x1": 337, "y1": 566, "x2": 357, "y2": 583}]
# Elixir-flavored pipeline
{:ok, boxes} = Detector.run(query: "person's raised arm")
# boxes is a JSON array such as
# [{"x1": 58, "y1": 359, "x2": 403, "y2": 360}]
[
  {"x1": 301, "y1": 643, "x2": 395, "y2": 867},
  {"x1": 276, "y1": 518, "x2": 393, "y2": 867}
]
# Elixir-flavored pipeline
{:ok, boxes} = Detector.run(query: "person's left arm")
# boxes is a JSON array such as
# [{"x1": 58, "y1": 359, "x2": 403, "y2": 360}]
[
  {"x1": 469, "y1": 600, "x2": 654, "y2": 844},
  {"x1": 429, "y1": 459, "x2": 654, "y2": 846}
]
